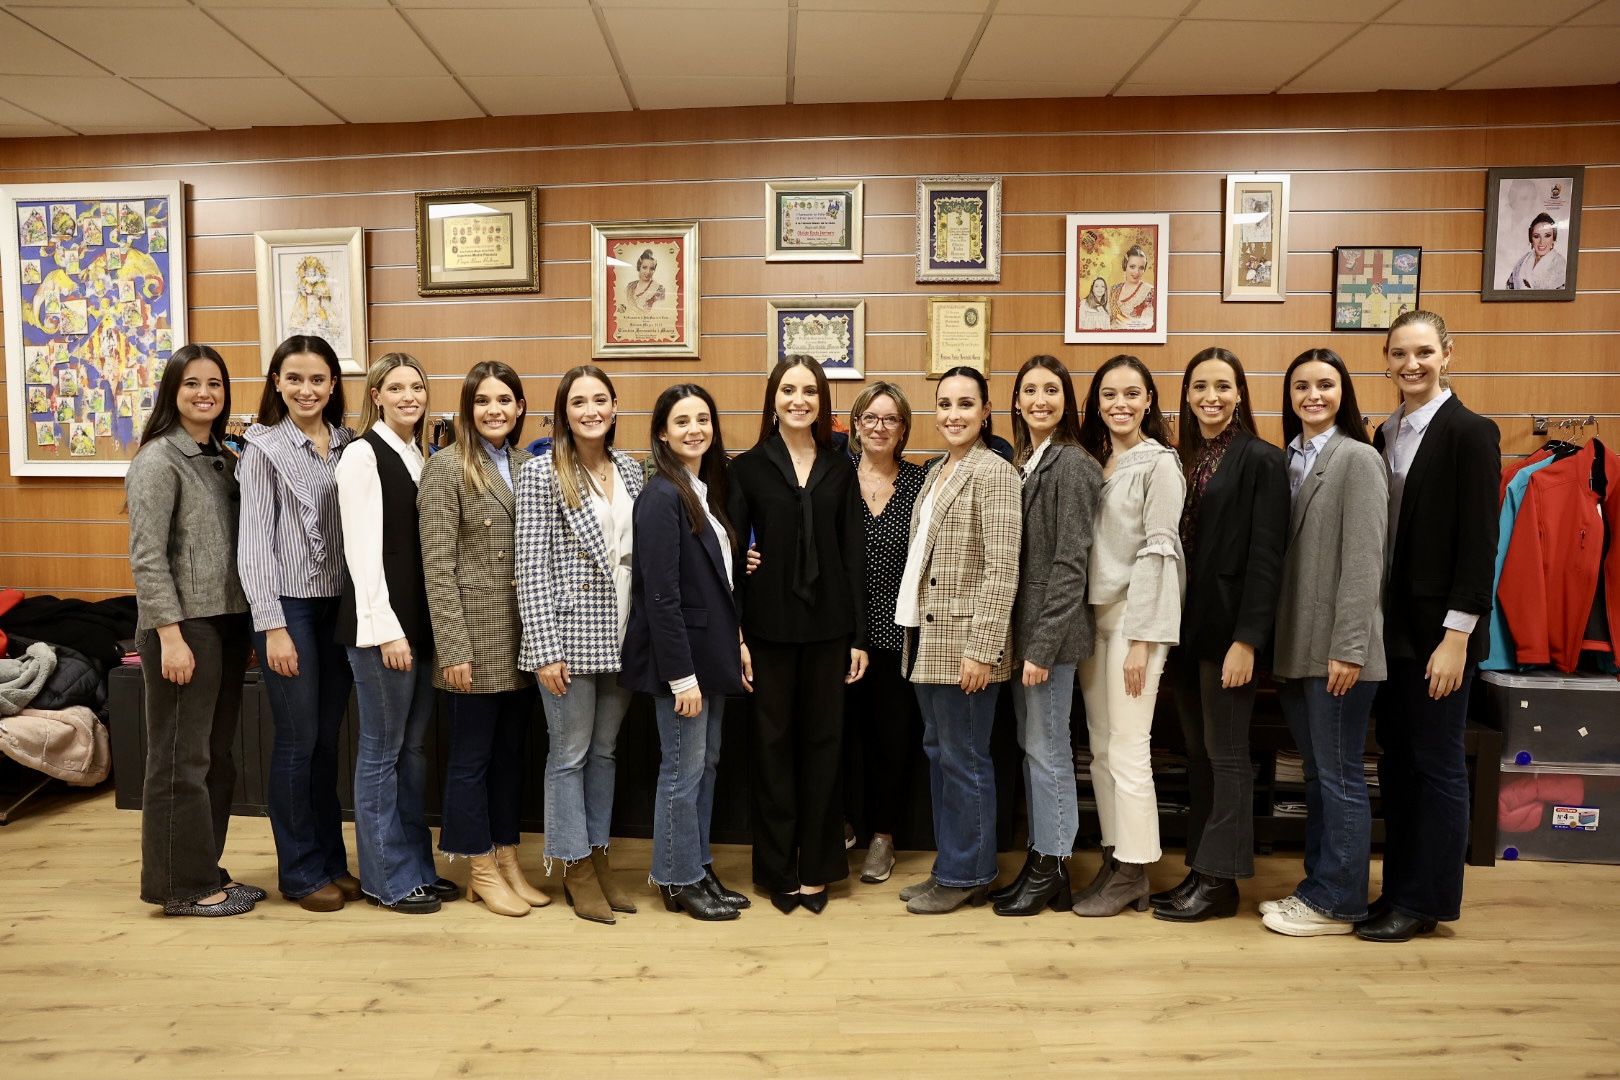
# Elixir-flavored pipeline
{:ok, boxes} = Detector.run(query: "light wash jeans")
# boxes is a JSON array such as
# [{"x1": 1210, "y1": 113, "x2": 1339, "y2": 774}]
[
  {"x1": 347, "y1": 643, "x2": 437, "y2": 905},
  {"x1": 651, "y1": 691, "x2": 725, "y2": 887},
  {"x1": 914, "y1": 681, "x2": 1001, "y2": 889},
  {"x1": 1013, "y1": 662, "x2": 1078, "y2": 858},
  {"x1": 541, "y1": 672, "x2": 633, "y2": 864}
]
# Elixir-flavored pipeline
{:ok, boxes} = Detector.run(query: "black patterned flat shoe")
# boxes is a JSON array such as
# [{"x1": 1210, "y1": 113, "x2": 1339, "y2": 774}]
[
  {"x1": 164, "y1": 893, "x2": 257, "y2": 917},
  {"x1": 225, "y1": 883, "x2": 268, "y2": 903}
]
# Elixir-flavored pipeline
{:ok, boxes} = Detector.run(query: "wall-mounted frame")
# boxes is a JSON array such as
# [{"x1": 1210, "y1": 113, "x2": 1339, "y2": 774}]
[
  {"x1": 1332, "y1": 246, "x2": 1421, "y2": 332},
  {"x1": 1482, "y1": 166, "x2": 1583, "y2": 302},
  {"x1": 926, "y1": 296, "x2": 990, "y2": 378},
  {"x1": 254, "y1": 227, "x2": 367, "y2": 373},
  {"x1": 766, "y1": 298, "x2": 864, "y2": 381},
  {"x1": 2, "y1": 179, "x2": 186, "y2": 477},
  {"x1": 591, "y1": 220, "x2": 700, "y2": 360},
  {"x1": 415, "y1": 186, "x2": 539, "y2": 296},
  {"x1": 916, "y1": 176, "x2": 1001, "y2": 283},
  {"x1": 765, "y1": 180, "x2": 863, "y2": 262},
  {"x1": 1063, "y1": 213, "x2": 1169, "y2": 345},
  {"x1": 1222, "y1": 173, "x2": 1289, "y2": 302}
]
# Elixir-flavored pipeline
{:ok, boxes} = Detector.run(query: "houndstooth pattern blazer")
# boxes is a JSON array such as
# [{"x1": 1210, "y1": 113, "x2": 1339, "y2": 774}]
[
  {"x1": 901, "y1": 440, "x2": 1023, "y2": 685},
  {"x1": 514, "y1": 447, "x2": 645, "y2": 674},
  {"x1": 418, "y1": 443, "x2": 535, "y2": 693}
]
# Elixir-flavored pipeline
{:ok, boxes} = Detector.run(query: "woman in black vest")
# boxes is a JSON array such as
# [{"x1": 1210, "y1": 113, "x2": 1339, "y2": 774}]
[{"x1": 335, "y1": 353, "x2": 455, "y2": 914}]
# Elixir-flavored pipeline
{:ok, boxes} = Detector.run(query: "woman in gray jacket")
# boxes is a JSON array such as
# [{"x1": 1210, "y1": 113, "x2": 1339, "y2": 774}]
[{"x1": 126, "y1": 344, "x2": 258, "y2": 917}]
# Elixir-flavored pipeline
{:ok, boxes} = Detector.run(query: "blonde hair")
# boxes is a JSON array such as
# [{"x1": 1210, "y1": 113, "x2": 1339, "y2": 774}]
[
  {"x1": 357, "y1": 353, "x2": 429, "y2": 456},
  {"x1": 848, "y1": 381, "x2": 912, "y2": 457},
  {"x1": 551, "y1": 364, "x2": 618, "y2": 510},
  {"x1": 1385, "y1": 308, "x2": 1454, "y2": 390}
]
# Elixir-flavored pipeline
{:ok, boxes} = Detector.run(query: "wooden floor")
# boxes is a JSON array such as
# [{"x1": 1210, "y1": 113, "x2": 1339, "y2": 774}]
[{"x1": 2, "y1": 788, "x2": 1617, "y2": 1079}]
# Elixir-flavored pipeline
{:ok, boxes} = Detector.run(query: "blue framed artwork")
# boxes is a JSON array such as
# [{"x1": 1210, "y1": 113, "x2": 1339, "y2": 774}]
[
  {"x1": 766, "y1": 299, "x2": 865, "y2": 381},
  {"x1": 2, "y1": 180, "x2": 186, "y2": 476},
  {"x1": 1332, "y1": 246, "x2": 1421, "y2": 332},
  {"x1": 916, "y1": 176, "x2": 1000, "y2": 283}
]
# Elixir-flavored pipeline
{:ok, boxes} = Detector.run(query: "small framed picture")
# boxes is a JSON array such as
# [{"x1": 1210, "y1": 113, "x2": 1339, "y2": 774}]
[
  {"x1": 1063, "y1": 214, "x2": 1169, "y2": 345},
  {"x1": 1223, "y1": 174, "x2": 1289, "y2": 302},
  {"x1": 1482, "y1": 166, "x2": 1583, "y2": 302},
  {"x1": 591, "y1": 220, "x2": 700, "y2": 360},
  {"x1": 415, "y1": 186, "x2": 539, "y2": 296},
  {"x1": 766, "y1": 298, "x2": 864, "y2": 381},
  {"x1": 926, "y1": 297, "x2": 990, "y2": 379},
  {"x1": 916, "y1": 176, "x2": 1001, "y2": 283},
  {"x1": 1332, "y1": 247, "x2": 1421, "y2": 332},
  {"x1": 254, "y1": 227, "x2": 368, "y2": 373},
  {"x1": 765, "y1": 180, "x2": 863, "y2": 262}
]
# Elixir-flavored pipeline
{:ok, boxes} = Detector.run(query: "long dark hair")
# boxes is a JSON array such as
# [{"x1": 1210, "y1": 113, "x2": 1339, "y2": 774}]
[
  {"x1": 552, "y1": 364, "x2": 618, "y2": 510},
  {"x1": 1077, "y1": 354, "x2": 1170, "y2": 465},
  {"x1": 453, "y1": 360, "x2": 528, "y2": 494},
  {"x1": 757, "y1": 355, "x2": 832, "y2": 449},
  {"x1": 936, "y1": 365, "x2": 994, "y2": 446},
  {"x1": 1175, "y1": 347, "x2": 1258, "y2": 472},
  {"x1": 137, "y1": 344, "x2": 231, "y2": 453},
  {"x1": 651, "y1": 383, "x2": 734, "y2": 545},
  {"x1": 1010, "y1": 354, "x2": 1082, "y2": 466},
  {"x1": 255, "y1": 334, "x2": 345, "y2": 428},
  {"x1": 1281, "y1": 348, "x2": 1372, "y2": 448}
]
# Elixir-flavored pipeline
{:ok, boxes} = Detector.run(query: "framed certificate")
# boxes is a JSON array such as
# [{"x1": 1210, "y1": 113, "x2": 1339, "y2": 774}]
[
  {"x1": 591, "y1": 220, "x2": 701, "y2": 360},
  {"x1": 916, "y1": 176, "x2": 1001, "y2": 283},
  {"x1": 415, "y1": 186, "x2": 539, "y2": 296},
  {"x1": 1222, "y1": 174, "x2": 1289, "y2": 302},
  {"x1": 766, "y1": 298, "x2": 864, "y2": 381},
  {"x1": 765, "y1": 180, "x2": 863, "y2": 262},
  {"x1": 926, "y1": 297, "x2": 990, "y2": 378}
]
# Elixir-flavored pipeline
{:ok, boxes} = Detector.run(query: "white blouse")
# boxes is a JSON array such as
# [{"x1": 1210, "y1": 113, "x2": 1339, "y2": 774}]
[
  {"x1": 333, "y1": 421, "x2": 424, "y2": 648},
  {"x1": 587, "y1": 472, "x2": 636, "y2": 646},
  {"x1": 894, "y1": 482, "x2": 938, "y2": 628}
]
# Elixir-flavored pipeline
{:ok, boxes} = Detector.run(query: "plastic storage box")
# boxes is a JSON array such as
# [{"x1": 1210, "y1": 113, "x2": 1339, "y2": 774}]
[
  {"x1": 1480, "y1": 670, "x2": 1620, "y2": 767},
  {"x1": 1497, "y1": 762, "x2": 1620, "y2": 865}
]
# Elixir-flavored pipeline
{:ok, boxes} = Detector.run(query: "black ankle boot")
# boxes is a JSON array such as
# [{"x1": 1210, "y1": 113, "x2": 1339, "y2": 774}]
[
  {"x1": 992, "y1": 853, "x2": 1072, "y2": 916},
  {"x1": 1149, "y1": 869, "x2": 1198, "y2": 911},
  {"x1": 988, "y1": 848, "x2": 1036, "y2": 904},
  {"x1": 703, "y1": 863, "x2": 750, "y2": 908},
  {"x1": 661, "y1": 881, "x2": 739, "y2": 921},
  {"x1": 1152, "y1": 872, "x2": 1239, "y2": 923}
]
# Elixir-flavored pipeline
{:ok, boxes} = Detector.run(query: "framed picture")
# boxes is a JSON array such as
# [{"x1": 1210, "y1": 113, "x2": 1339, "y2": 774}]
[
  {"x1": 926, "y1": 297, "x2": 990, "y2": 378},
  {"x1": 1482, "y1": 166, "x2": 1583, "y2": 302},
  {"x1": 415, "y1": 186, "x2": 539, "y2": 296},
  {"x1": 766, "y1": 298, "x2": 864, "y2": 381},
  {"x1": 254, "y1": 227, "x2": 367, "y2": 373},
  {"x1": 2, "y1": 180, "x2": 186, "y2": 476},
  {"x1": 1332, "y1": 247, "x2": 1422, "y2": 331},
  {"x1": 1223, "y1": 174, "x2": 1289, "y2": 302},
  {"x1": 764, "y1": 180, "x2": 863, "y2": 262},
  {"x1": 1063, "y1": 214, "x2": 1170, "y2": 345},
  {"x1": 916, "y1": 176, "x2": 1001, "y2": 283},
  {"x1": 591, "y1": 221, "x2": 700, "y2": 360}
]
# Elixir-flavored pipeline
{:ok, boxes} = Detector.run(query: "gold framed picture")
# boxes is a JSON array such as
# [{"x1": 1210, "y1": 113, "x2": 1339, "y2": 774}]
[
  {"x1": 765, "y1": 180, "x2": 863, "y2": 262},
  {"x1": 926, "y1": 297, "x2": 990, "y2": 378},
  {"x1": 414, "y1": 186, "x2": 539, "y2": 296},
  {"x1": 591, "y1": 220, "x2": 701, "y2": 360},
  {"x1": 916, "y1": 176, "x2": 1001, "y2": 283},
  {"x1": 766, "y1": 298, "x2": 864, "y2": 381}
]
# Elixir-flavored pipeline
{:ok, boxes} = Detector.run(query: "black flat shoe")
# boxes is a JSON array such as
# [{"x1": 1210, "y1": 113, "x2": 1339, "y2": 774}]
[
  {"x1": 988, "y1": 848, "x2": 1035, "y2": 904},
  {"x1": 164, "y1": 892, "x2": 256, "y2": 917},
  {"x1": 1152, "y1": 873, "x2": 1239, "y2": 923},
  {"x1": 703, "y1": 863, "x2": 750, "y2": 909},
  {"x1": 992, "y1": 853, "x2": 1071, "y2": 916},
  {"x1": 1355, "y1": 908, "x2": 1437, "y2": 942},
  {"x1": 366, "y1": 886, "x2": 442, "y2": 914},
  {"x1": 769, "y1": 891, "x2": 801, "y2": 915},
  {"x1": 427, "y1": 877, "x2": 463, "y2": 903},
  {"x1": 661, "y1": 882, "x2": 739, "y2": 921},
  {"x1": 799, "y1": 890, "x2": 828, "y2": 914},
  {"x1": 224, "y1": 882, "x2": 268, "y2": 904},
  {"x1": 1148, "y1": 869, "x2": 1198, "y2": 911}
]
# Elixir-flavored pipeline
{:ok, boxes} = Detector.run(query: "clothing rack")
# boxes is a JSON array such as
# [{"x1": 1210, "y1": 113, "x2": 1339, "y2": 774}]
[{"x1": 1531, "y1": 415, "x2": 1599, "y2": 438}]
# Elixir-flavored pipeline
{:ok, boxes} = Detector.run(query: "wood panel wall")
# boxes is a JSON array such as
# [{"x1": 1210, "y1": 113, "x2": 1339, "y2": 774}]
[{"x1": 2, "y1": 87, "x2": 1617, "y2": 599}]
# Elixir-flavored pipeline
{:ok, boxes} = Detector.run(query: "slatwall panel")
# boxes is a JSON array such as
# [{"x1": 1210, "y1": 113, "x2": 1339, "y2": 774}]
[{"x1": 2, "y1": 87, "x2": 1617, "y2": 598}]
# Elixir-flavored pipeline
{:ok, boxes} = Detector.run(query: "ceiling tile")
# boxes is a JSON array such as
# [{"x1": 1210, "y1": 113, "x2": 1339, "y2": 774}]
[
  {"x1": 954, "y1": 78, "x2": 1118, "y2": 98},
  {"x1": 1569, "y1": 0, "x2": 1620, "y2": 24},
  {"x1": 12, "y1": 7, "x2": 277, "y2": 79},
  {"x1": 1115, "y1": 82, "x2": 1274, "y2": 96},
  {"x1": 296, "y1": 76, "x2": 482, "y2": 124},
  {"x1": 0, "y1": 11, "x2": 107, "y2": 76},
  {"x1": 1286, "y1": 24, "x2": 1540, "y2": 91},
  {"x1": 1452, "y1": 25, "x2": 1620, "y2": 88},
  {"x1": 627, "y1": 75, "x2": 783, "y2": 109},
  {"x1": 600, "y1": 0, "x2": 781, "y2": 8},
  {"x1": 796, "y1": 10, "x2": 979, "y2": 90},
  {"x1": 795, "y1": 75, "x2": 960, "y2": 103},
  {"x1": 798, "y1": 0, "x2": 988, "y2": 10},
  {"x1": 606, "y1": 7, "x2": 788, "y2": 76},
  {"x1": 210, "y1": 7, "x2": 446, "y2": 77},
  {"x1": 462, "y1": 75, "x2": 631, "y2": 115},
  {"x1": 1125, "y1": 20, "x2": 1357, "y2": 92},
  {"x1": 966, "y1": 14, "x2": 1173, "y2": 87},
  {"x1": 1378, "y1": 0, "x2": 1591, "y2": 25},
  {"x1": 4, "y1": 0, "x2": 187, "y2": 6},
  {"x1": 998, "y1": 0, "x2": 1188, "y2": 13},
  {"x1": 409, "y1": 7, "x2": 616, "y2": 77},
  {"x1": 132, "y1": 77, "x2": 343, "y2": 130},
  {"x1": 0, "y1": 74, "x2": 205, "y2": 133},
  {"x1": 0, "y1": 96, "x2": 72, "y2": 137},
  {"x1": 1185, "y1": 0, "x2": 1391, "y2": 19},
  {"x1": 201, "y1": 0, "x2": 392, "y2": 6}
]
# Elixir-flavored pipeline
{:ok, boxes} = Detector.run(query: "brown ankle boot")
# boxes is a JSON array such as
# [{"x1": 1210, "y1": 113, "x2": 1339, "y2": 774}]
[
  {"x1": 466, "y1": 852, "x2": 529, "y2": 917},
  {"x1": 590, "y1": 847, "x2": 637, "y2": 914},
  {"x1": 1072, "y1": 859, "x2": 1151, "y2": 917},
  {"x1": 494, "y1": 844, "x2": 551, "y2": 907},
  {"x1": 564, "y1": 857, "x2": 615, "y2": 924}
]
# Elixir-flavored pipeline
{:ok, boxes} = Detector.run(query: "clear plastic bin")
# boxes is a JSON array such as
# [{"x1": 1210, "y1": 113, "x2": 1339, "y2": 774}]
[
  {"x1": 1480, "y1": 670, "x2": 1620, "y2": 767},
  {"x1": 1497, "y1": 762, "x2": 1620, "y2": 865}
]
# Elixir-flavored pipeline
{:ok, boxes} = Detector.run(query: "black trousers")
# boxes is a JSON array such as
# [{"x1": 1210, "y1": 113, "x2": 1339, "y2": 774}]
[
  {"x1": 842, "y1": 647, "x2": 923, "y2": 838},
  {"x1": 1169, "y1": 654, "x2": 1257, "y2": 880},
  {"x1": 748, "y1": 636, "x2": 850, "y2": 891},
  {"x1": 440, "y1": 686, "x2": 537, "y2": 856},
  {"x1": 138, "y1": 614, "x2": 252, "y2": 905}
]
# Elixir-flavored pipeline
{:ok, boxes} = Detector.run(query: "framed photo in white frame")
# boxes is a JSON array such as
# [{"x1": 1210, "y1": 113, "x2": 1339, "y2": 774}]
[
  {"x1": 1063, "y1": 213, "x2": 1169, "y2": 345},
  {"x1": 1223, "y1": 174, "x2": 1289, "y2": 302},
  {"x1": 254, "y1": 227, "x2": 368, "y2": 373}
]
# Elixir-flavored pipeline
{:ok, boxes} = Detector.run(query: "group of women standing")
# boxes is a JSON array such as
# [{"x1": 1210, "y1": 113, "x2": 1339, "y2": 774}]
[{"x1": 128, "y1": 308, "x2": 1497, "y2": 944}]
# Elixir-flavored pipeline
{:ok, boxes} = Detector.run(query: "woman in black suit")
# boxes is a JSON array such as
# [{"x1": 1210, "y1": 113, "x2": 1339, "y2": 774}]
[
  {"x1": 1363, "y1": 309, "x2": 1500, "y2": 943},
  {"x1": 731, "y1": 356, "x2": 867, "y2": 915},
  {"x1": 1152, "y1": 347, "x2": 1287, "y2": 922}
]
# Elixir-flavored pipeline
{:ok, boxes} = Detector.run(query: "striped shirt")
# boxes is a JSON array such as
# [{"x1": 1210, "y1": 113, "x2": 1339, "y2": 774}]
[{"x1": 236, "y1": 418, "x2": 353, "y2": 631}]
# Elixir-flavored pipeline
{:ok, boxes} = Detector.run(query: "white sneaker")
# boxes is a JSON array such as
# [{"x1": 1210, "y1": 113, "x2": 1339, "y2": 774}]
[
  {"x1": 1262, "y1": 896, "x2": 1353, "y2": 937},
  {"x1": 1259, "y1": 895, "x2": 1293, "y2": 916}
]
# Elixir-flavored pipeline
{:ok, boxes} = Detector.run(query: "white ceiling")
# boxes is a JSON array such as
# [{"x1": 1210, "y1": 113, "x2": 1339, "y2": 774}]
[{"x1": 0, "y1": 0, "x2": 1616, "y2": 138}]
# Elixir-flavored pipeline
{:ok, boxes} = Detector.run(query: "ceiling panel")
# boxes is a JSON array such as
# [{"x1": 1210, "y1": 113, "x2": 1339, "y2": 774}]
[
  {"x1": 410, "y1": 8, "x2": 616, "y2": 77},
  {"x1": 13, "y1": 7, "x2": 277, "y2": 79},
  {"x1": 1185, "y1": 0, "x2": 1390, "y2": 18},
  {"x1": 794, "y1": 74, "x2": 956, "y2": 103},
  {"x1": 0, "y1": 75, "x2": 204, "y2": 133},
  {"x1": 1286, "y1": 24, "x2": 1541, "y2": 91},
  {"x1": 1377, "y1": 0, "x2": 1590, "y2": 25},
  {"x1": 1453, "y1": 25, "x2": 1620, "y2": 89},
  {"x1": 1569, "y1": 0, "x2": 1620, "y2": 23},
  {"x1": 600, "y1": 0, "x2": 781, "y2": 8},
  {"x1": 133, "y1": 77, "x2": 344, "y2": 130},
  {"x1": 0, "y1": 95, "x2": 71, "y2": 137},
  {"x1": 997, "y1": 0, "x2": 1187, "y2": 14},
  {"x1": 0, "y1": 11, "x2": 108, "y2": 76},
  {"x1": 463, "y1": 74, "x2": 630, "y2": 115},
  {"x1": 954, "y1": 78, "x2": 1119, "y2": 99},
  {"x1": 607, "y1": 7, "x2": 788, "y2": 76},
  {"x1": 628, "y1": 75, "x2": 784, "y2": 109},
  {"x1": 965, "y1": 14, "x2": 1173, "y2": 88},
  {"x1": 2, "y1": 0, "x2": 187, "y2": 7},
  {"x1": 210, "y1": 7, "x2": 446, "y2": 77},
  {"x1": 297, "y1": 77, "x2": 483, "y2": 124},
  {"x1": 200, "y1": 0, "x2": 391, "y2": 6},
  {"x1": 1124, "y1": 20, "x2": 1356, "y2": 93},
  {"x1": 796, "y1": 9, "x2": 979, "y2": 89}
]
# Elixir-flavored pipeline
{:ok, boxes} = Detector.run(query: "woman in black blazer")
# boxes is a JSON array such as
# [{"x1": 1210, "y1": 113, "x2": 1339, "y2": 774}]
[
  {"x1": 731, "y1": 356, "x2": 867, "y2": 914},
  {"x1": 1364, "y1": 310, "x2": 1500, "y2": 943},
  {"x1": 620, "y1": 384, "x2": 752, "y2": 921},
  {"x1": 1153, "y1": 348, "x2": 1288, "y2": 923}
]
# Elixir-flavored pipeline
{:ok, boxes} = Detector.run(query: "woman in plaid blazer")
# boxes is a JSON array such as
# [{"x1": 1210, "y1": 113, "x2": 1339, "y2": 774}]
[
  {"x1": 418, "y1": 361, "x2": 540, "y2": 919},
  {"x1": 894, "y1": 366, "x2": 1023, "y2": 915},
  {"x1": 514, "y1": 365, "x2": 645, "y2": 924}
]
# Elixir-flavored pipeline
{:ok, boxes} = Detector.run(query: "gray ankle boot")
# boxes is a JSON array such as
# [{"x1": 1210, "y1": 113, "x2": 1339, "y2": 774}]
[
  {"x1": 1072, "y1": 846, "x2": 1115, "y2": 903},
  {"x1": 906, "y1": 881, "x2": 989, "y2": 915},
  {"x1": 897, "y1": 875, "x2": 936, "y2": 902},
  {"x1": 1071, "y1": 859, "x2": 1150, "y2": 917}
]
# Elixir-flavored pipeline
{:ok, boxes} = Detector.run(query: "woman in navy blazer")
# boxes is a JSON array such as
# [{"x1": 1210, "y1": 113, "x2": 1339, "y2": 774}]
[
  {"x1": 620, "y1": 383, "x2": 753, "y2": 921},
  {"x1": 1364, "y1": 310, "x2": 1500, "y2": 943}
]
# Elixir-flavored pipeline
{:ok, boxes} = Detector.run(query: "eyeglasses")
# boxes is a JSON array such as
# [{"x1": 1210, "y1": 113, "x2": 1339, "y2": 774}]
[{"x1": 858, "y1": 413, "x2": 903, "y2": 431}]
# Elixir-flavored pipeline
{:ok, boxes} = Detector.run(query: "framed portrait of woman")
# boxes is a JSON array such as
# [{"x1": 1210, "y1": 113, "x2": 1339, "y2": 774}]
[
  {"x1": 591, "y1": 220, "x2": 701, "y2": 359},
  {"x1": 1481, "y1": 166, "x2": 1583, "y2": 302},
  {"x1": 254, "y1": 227, "x2": 367, "y2": 373},
  {"x1": 1063, "y1": 213, "x2": 1170, "y2": 345}
]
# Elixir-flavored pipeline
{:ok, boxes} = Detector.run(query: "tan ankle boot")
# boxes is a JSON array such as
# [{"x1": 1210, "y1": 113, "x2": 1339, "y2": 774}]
[
  {"x1": 466, "y1": 853, "x2": 529, "y2": 917},
  {"x1": 564, "y1": 857, "x2": 615, "y2": 924},
  {"x1": 590, "y1": 847, "x2": 637, "y2": 914},
  {"x1": 494, "y1": 844, "x2": 551, "y2": 907}
]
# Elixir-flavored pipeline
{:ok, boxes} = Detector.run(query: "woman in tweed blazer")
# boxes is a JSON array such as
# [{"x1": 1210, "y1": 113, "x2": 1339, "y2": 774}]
[
  {"x1": 418, "y1": 361, "x2": 539, "y2": 918},
  {"x1": 894, "y1": 366, "x2": 1023, "y2": 915},
  {"x1": 514, "y1": 365, "x2": 645, "y2": 924}
]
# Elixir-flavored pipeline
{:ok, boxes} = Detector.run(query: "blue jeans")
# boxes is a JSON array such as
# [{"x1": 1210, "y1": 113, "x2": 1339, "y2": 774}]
[
  {"x1": 1013, "y1": 663, "x2": 1078, "y2": 858},
  {"x1": 541, "y1": 672, "x2": 633, "y2": 864},
  {"x1": 1279, "y1": 675, "x2": 1379, "y2": 922},
  {"x1": 651, "y1": 691, "x2": 725, "y2": 887},
  {"x1": 914, "y1": 682, "x2": 1001, "y2": 888},
  {"x1": 440, "y1": 687, "x2": 537, "y2": 857},
  {"x1": 347, "y1": 643, "x2": 437, "y2": 905},
  {"x1": 256, "y1": 596, "x2": 354, "y2": 899}
]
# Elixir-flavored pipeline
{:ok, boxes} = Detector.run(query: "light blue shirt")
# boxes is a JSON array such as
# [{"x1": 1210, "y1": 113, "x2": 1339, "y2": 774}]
[
  {"x1": 1286, "y1": 429, "x2": 1335, "y2": 499},
  {"x1": 1482, "y1": 455, "x2": 1558, "y2": 670},
  {"x1": 481, "y1": 438, "x2": 512, "y2": 491}
]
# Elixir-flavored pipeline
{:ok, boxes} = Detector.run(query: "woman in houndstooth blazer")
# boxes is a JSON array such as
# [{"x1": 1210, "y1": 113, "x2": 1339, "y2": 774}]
[{"x1": 514, "y1": 365, "x2": 645, "y2": 924}]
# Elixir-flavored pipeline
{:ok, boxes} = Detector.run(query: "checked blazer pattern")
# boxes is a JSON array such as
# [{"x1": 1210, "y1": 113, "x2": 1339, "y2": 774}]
[{"x1": 514, "y1": 447, "x2": 645, "y2": 674}]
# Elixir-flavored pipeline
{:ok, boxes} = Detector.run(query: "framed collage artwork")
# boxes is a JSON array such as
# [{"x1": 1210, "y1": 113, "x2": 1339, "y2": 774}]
[
  {"x1": 1481, "y1": 166, "x2": 1583, "y2": 302},
  {"x1": 1222, "y1": 174, "x2": 1289, "y2": 302},
  {"x1": 2, "y1": 180, "x2": 186, "y2": 477},
  {"x1": 591, "y1": 221, "x2": 701, "y2": 360},
  {"x1": 764, "y1": 181, "x2": 863, "y2": 262},
  {"x1": 766, "y1": 299, "x2": 865, "y2": 381},
  {"x1": 415, "y1": 186, "x2": 540, "y2": 296},
  {"x1": 1063, "y1": 213, "x2": 1169, "y2": 345},
  {"x1": 1332, "y1": 247, "x2": 1421, "y2": 331},
  {"x1": 916, "y1": 176, "x2": 1001, "y2": 283},
  {"x1": 254, "y1": 227, "x2": 368, "y2": 373}
]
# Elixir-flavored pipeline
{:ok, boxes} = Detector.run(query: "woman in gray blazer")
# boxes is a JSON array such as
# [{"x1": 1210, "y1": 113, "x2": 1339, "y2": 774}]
[
  {"x1": 126, "y1": 344, "x2": 257, "y2": 917},
  {"x1": 1263, "y1": 348, "x2": 1388, "y2": 938},
  {"x1": 992, "y1": 356, "x2": 1102, "y2": 917}
]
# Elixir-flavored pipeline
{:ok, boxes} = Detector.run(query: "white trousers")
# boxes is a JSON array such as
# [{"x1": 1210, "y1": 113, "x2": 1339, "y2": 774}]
[{"x1": 1078, "y1": 600, "x2": 1168, "y2": 866}]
